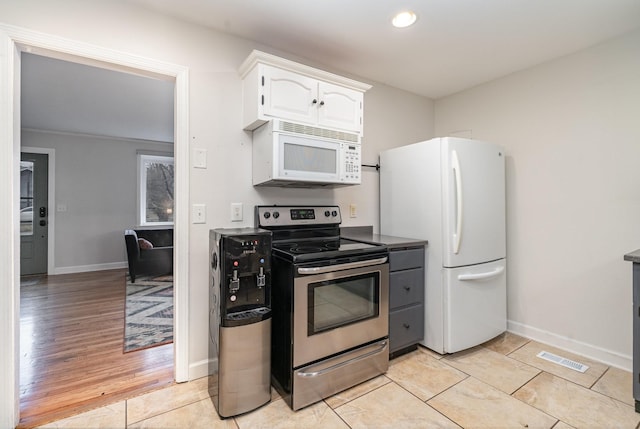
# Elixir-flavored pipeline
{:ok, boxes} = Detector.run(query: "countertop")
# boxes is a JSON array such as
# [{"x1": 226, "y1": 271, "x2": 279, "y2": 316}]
[
  {"x1": 341, "y1": 226, "x2": 428, "y2": 250},
  {"x1": 624, "y1": 249, "x2": 640, "y2": 263}
]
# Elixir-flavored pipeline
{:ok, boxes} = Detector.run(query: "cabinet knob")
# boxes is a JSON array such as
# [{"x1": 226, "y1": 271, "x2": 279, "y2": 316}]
[
  {"x1": 312, "y1": 99, "x2": 318, "y2": 104},
  {"x1": 319, "y1": 100, "x2": 325, "y2": 106},
  {"x1": 403, "y1": 323, "x2": 411, "y2": 329},
  {"x1": 403, "y1": 286, "x2": 411, "y2": 291}
]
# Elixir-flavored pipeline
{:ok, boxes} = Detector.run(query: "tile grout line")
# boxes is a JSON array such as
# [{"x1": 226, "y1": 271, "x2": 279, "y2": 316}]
[
  {"x1": 387, "y1": 376, "x2": 463, "y2": 428},
  {"x1": 508, "y1": 371, "x2": 563, "y2": 426},
  {"x1": 507, "y1": 368, "x2": 542, "y2": 395},
  {"x1": 323, "y1": 399, "x2": 355, "y2": 429},
  {"x1": 232, "y1": 411, "x2": 241, "y2": 429},
  {"x1": 589, "y1": 365, "x2": 610, "y2": 389},
  {"x1": 422, "y1": 374, "x2": 471, "y2": 427},
  {"x1": 327, "y1": 377, "x2": 392, "y2": 412},
  {"x1": 511, "y1": 369, "x2": 639, "y2": 427},
  {"x1": 125, "y1": 390, "x2": 212, "y2": 426},
  {"x1": 386, "y1": 355, "x2": 471, "y2": 427}
]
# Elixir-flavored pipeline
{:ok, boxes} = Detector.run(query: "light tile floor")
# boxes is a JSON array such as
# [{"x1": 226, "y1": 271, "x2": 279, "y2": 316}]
[{"x1": 36, "y1": 333, "x2": 640, "y2": 428}]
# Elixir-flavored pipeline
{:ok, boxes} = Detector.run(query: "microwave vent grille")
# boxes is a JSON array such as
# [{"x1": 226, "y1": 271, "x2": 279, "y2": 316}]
[{"x1": 278, "y1": 121, "x2": 359, "y2": 143}]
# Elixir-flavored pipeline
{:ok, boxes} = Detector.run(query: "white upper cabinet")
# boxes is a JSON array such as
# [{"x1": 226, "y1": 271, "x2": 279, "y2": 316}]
[
  {"x1": 316, "y1": 81, "x2": 363, "y2": 133},
  {"x1": 262, "y1": 66, "x2": 317, "y2": 124},
  {"x1": 239, "y1": 50, "x2": 371, "y2": 135}
]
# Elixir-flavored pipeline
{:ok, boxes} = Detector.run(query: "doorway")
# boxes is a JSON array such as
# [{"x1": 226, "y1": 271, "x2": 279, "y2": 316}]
[
  {"x1": 0, "y1": 25, "x2": 190, "y2": 427},
  {"x1": 20, "y1": 152, "x2": 48, "y2": 276},
  {"x1": 18, "y1": 54, "x2": 176, "y2": 425}
]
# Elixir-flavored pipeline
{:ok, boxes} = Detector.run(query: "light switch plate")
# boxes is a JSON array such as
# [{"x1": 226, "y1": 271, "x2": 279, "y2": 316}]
[
  {"x1": 193, "y1": 148, "x2": 207, "y2": 169},
  {"x1": 231, "y1": 203, "x2": 243, "y2": 222},
  {"x1": 192, "y1": 204, "x2": 206, "y2": 224}
]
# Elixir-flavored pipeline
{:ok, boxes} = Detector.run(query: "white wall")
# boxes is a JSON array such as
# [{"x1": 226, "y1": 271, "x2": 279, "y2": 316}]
[
  {"x1": 22, "y1": 129, "x2": 173, "y2": 273},
  {"x1": 435, "y1": 29, "x2": 640, "y2": 368},
  {"x1": 0, "y1": 0, "x2": 434, "y2": 402}
]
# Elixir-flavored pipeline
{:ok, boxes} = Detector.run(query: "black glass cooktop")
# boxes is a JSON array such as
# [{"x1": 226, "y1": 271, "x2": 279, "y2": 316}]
[{"x1": 272, "y1": 237, "x2": 386, "y2": 262}]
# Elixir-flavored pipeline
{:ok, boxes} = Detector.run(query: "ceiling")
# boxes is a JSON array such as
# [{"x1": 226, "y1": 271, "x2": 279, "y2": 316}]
[
  {"x1": 126, "y1": 0, "x2": 640, "y2": 98},
  {"x1": 21, "y1": 53, "x2": 175, "y2": 143},
  {"x1": 20, "y1": 1, "x2": 640, "y2": 142}
]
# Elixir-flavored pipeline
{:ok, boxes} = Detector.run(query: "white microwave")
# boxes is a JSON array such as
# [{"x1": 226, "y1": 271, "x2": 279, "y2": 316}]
[{"x1": 252, "y1": 119, "x2": 361, "y2": 187}]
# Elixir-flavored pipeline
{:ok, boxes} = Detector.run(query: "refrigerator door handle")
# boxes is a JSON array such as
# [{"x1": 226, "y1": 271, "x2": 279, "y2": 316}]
[
  {"x1": 452, "y1": 150, "x2": 463, "y2": 254},
  {"x1": 458, "y1": 265, "x2": 505, "y2": 281}
]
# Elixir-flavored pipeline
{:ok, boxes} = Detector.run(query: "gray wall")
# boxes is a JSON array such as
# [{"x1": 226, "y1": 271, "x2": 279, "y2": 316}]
[
  {"x1": 434, "y1": 29, "x2": 640, "y2": 369},
  {"x1": 22, "y1": 129, "x2": 173, "y2": 273},
  {"x1": 2, "y1": 0, "x2": 434, "y2": 381}
]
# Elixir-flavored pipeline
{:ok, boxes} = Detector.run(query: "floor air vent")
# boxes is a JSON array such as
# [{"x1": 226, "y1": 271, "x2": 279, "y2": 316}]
[{"x1": 536, "y1": 351, "x2": 589, "y2": 373}]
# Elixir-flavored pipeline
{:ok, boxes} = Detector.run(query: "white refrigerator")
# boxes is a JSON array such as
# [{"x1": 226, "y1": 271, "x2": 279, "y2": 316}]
[{"x1": 380, "y1": 137, "x2": 506, "y2": 354}]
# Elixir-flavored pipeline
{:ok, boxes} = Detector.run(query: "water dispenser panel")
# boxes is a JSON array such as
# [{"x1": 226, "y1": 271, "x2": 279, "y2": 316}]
[{"x1": 214, "y1": 229, "x2": 272, "y2": 327}]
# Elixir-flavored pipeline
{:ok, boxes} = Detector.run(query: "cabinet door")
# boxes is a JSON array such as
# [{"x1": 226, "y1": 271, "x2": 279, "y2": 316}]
[
  {"x1": 389, "y1": 268, "x2": 424, "y2": 309},
  {"x1": 317, "y1": 81, "x2": 363, "y2": 133},
  {"x1": 389, "y1": 305, "x2": 424, "y2": 352},
  {"x1": 263, "y1": 66, "x2": 317, "y2": 125}
]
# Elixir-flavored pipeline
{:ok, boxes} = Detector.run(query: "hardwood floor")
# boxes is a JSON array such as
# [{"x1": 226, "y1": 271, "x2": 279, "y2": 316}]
[{"x1": 19, "y1": 269, "x2": 174, "y2": 429}]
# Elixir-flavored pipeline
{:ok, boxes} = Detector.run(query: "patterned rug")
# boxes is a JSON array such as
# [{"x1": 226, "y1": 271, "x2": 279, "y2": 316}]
[{"x1": 124, "y1": 274, "x2": 174, "y2": 353}]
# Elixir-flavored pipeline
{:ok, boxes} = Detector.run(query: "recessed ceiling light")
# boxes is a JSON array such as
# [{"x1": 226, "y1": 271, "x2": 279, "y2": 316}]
[{"x1": 392, "y1": 11, "x2": 417, "y2": 28}]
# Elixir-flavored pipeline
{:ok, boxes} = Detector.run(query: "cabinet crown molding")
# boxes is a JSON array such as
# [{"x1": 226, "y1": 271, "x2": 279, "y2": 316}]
[{"x1": 238, "y1": 50, "x2": 372, "y2": 93}]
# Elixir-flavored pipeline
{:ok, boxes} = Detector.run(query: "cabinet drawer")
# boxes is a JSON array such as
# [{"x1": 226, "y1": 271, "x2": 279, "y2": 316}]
[
  {"x1": 389, "y1": 268, "x2": 424, "y2": 309},
  {"x1": 389, "y1": 305, "x2": 424, "y2": 352},
  {"x1": 389, "y1": 247, "x2": 425, "y2": 271}
]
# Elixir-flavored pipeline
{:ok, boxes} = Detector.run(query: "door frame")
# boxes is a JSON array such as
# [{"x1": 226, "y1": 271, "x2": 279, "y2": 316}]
[
  {"x1": 21, "y1": 147, "x2": 55, "y2": 275},
  {"x1": 0, "y1": 24, "x2": 190, "y2": 427}
]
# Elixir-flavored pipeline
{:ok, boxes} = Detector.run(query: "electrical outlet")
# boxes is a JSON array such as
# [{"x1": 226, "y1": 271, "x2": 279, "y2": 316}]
[
  {"x1": 192, "y1": 204, "x2": 206, "y2": 224},
  {"x1": 349, "y1": 204, "x2": 357, "y2": 218},
  {"x1": 231, "y1": 203, "x2": 243, "y2": 222}
]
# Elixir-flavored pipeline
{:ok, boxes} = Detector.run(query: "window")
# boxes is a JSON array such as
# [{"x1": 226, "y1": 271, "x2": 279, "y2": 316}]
[
  {"x1": 20, "y1": 161, "x2": 34, "y2": 236},
  {"x1": 138, "y1": 154, "x2": 174, "y2": 226}
]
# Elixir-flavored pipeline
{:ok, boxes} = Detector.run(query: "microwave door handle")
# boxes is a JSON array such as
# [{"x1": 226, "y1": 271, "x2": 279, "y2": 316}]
[{"x1": 297, "y1": 257, "x2": 388, "y2": 275}]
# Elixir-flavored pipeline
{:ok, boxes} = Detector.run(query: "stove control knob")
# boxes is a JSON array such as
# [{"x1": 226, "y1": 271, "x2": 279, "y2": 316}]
[
  {"x1": 263, "y1": 212, "x2": 271, "y2": 219},
  {"x1": 273, "y1": 211, "x2": 280, "y2": 219},
  {"x1": 324, "y1": 210, "x2": 330, "y2": 217},
  {"x1": 331, "y1": 210, "x2": 338, "y2": 217}
]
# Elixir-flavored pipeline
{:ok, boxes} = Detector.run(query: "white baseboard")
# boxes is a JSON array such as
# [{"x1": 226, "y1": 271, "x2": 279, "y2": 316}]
[
  {"x1": 508, "y1": 320, "x2": 632, "y2": 372},
  {"x1": 189, "y1": 358, "x2": 217, "y2": 381},
  {"x1": 53, "y1": 261, "x2": 128, "y2": 275}
]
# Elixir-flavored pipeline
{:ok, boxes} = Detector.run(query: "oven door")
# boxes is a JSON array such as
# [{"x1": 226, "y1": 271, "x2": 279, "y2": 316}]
[{"x1": 293, "y1": 257, "x2": 389, "y2": 367}]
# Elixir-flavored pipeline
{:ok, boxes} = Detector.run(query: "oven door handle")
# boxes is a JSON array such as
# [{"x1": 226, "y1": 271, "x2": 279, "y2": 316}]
[
  {"x1": 296, "y1": 340, "x2": 388, "y2": 378},
  {"x1": 297, "y1": 257, "x2": 388, "y2": 275}
]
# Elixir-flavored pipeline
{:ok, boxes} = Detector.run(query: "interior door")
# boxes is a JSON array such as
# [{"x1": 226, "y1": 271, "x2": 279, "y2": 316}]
[
  {"x1": 20, "y1": 152, "x2": 48, "y2": 275},
  {"x1": 441, "y1": 137, "x2": 506, "y2": 268}
]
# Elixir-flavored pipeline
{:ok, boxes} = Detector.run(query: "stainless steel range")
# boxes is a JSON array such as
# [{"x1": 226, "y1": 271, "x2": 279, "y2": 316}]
[{"x1": 255, "y1": 205, "x2": 389, "y2": 410}]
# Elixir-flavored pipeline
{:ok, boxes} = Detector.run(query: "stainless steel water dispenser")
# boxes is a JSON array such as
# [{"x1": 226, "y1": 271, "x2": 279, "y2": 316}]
[{"x1": 209, "y1": 228, "x2": 271, "y2": 418}]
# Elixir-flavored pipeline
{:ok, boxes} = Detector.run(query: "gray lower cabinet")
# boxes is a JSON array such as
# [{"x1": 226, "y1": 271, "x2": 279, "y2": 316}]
[
  {"x1": 632, "y1": 262, "x2": 640, "y2": 412},
  {"x1": 624, "y1": 251, "x2": 640, "y2": 412},
  {"x1": 388, "y1": 246, "x2": 425, "y2": 356}
]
